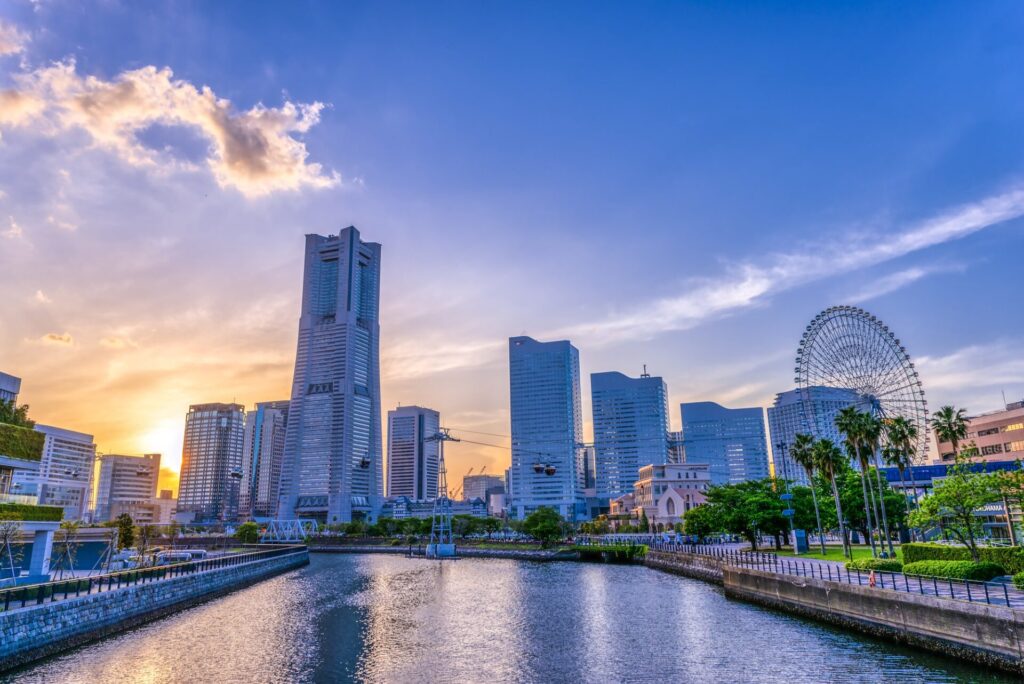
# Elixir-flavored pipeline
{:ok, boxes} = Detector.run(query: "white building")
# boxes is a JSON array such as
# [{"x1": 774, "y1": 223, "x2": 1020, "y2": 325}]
[
  {"x1": 614, "y1": 463, "x2": 711, "y2": 530},
  {"x1": 508, "y1": 336, "x2": 586, "y2": 520},
  {"x1": 462, "y1": 473, "x2": 504, "y2": 503},
  {"x1": 387, "y1": 405, "x2": 440, "y2": 501},
  {"x1": 767, "y1": 386, "x2": 861, "y2": 484},
  {"x1": 241, "y1": 400, "x2": 290, "y2": 519},
  {"x1": 94, "y1": 453, "x2": 161, "y2": 523},
  {"x1": 11, "y1": 425, "x2": 96, "y2": 520},
  {"x1": 278, "y1": 227, "x2": 384, "y2": 524}
]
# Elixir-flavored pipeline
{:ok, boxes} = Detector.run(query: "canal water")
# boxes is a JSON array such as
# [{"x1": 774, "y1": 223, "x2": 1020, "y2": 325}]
[{"x1": 4, "y1": 554, "x2": 1015, "y2": 683}]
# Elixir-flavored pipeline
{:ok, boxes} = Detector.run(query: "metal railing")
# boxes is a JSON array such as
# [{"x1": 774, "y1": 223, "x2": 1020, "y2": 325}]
[
  {"x1": 649, "y1": 542, "x2": 1019, "y2": 608},
  {"x1": 0, "y1": 544, "x2": 306, "y2": 613}
]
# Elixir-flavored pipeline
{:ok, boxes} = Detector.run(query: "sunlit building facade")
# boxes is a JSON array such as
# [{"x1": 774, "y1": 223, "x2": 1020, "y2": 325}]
[
  {"x1": 386, "y1": 405, "x2": 440, "y2": 501},
  {"x1": 278, "y1": 227, "x2": 384, "y2": 523},
  {"x1": 240, "y1": 400, "x2": 290, "y2": 519},
  {"x1": 11, "y1": 424, "x2": 96, "y2": 520},
  {"x1": 94, "y1": 453, "x2": 161, "y2": 523},
  {"x1": 935, "y1": 400, "x2": 1024, "y2": 464},
  {"x1": 178, "y1": 403, "x2": 245, "y2": 523}
]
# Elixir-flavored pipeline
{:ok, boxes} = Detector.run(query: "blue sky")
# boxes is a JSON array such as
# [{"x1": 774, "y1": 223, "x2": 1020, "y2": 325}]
[{"x1": 1, "y1": 1, "x2": 1023, "y2": 487}]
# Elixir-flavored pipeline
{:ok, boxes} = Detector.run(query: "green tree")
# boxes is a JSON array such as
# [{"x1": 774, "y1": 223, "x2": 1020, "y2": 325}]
[
  {"x1": 700, "y1": 479, "x2": 787, "y2": 551},
  {"x1": 116, "y1": 513, "x2": 135, "y2": 550},
  {"x1": 908, "y1": 454, "x2": 998, "y2": 560},
  {"x1": 790, "y1": 433, "x2": 826, "y2": 554},
  {"x1": 994, "y1": 463, "x2": 1024, "y2": 546},
  {"x1": 639, "y1": 509, "x2": 650, "y2": 534},
  {"x1": 0, "y1": 399, "x2": 34, "y2": 428},
  {"x1": 54, "y1": 519, "x2": 82, "y2": 579},
  {"x1": 862, "y1": 413, "x2": 895, "y2": 556},
  {"x1": 931, "y1": 405, "x2": 969, "y2": 458},
  {"x1": 683, "y1": 504, "x2": 717, "y2": 541},
  {"x1": 836, "y1": 407, "x2": 877, "y2": 556},
  {"x1": 522, "y1": 507, "x2": 564, "y2": 547},
  {"x1": 235, "y1": 521, "x2": 259, "y2": 544},
  {"x1": 813, "y1": 438, "x2": 851, "y2": 559},
  {"x1": 883, "y1": 415, "x2": 919, "y2": 513}
]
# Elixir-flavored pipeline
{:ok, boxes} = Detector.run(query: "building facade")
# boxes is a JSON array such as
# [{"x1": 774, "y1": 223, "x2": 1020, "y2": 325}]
[
  {"x1": 240, "y1": 400, "x2": 290, "y2": 519},
  {"x1": 380, "y1": 496, "x2": 488, "y2": 519},
  {"x1": 633, "y1": 463, "x2": 711, "y2": 528},
  {"x1": 667, "y1": 430, "x2": 685, "y2": 464},
  {"x1": 462, "y1": 473, "x2": 504, "y2": 503},
  {"x1": 94, "y1": 453, "x2": 161, "y2": 523},
  {"x1": 178, "y1": 403, "x2": 245, "y2": 523},
  {"x1": 386, "y1": 405, "x2": 440, "y2": 501},
  {"x1": 680, "y1": 401, "x2": 770, "y2": 485},
  {"x1": 10, "y1": 425, "x2": 96, "y2": 520},
  {"x1": 508, "y1": 336, "x2": 585, "y2": 520},
  {"x1": 0, "y1": 372, "x2": 21, "y2": 404},
  {"x1": 278, "y1": 227, "x2": 384, "y2": 524},
  {"x1": 934, "y1": 400, "x2": 1024, "y2": 464},
  {"x1": 767, "y1": 386, "x2": 862, "y2": 485},
  {"x1": 591, "y1": 371, "x2": 670, "y2": 499}
]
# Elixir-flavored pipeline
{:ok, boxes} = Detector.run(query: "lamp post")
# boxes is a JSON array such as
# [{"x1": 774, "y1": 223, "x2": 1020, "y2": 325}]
[{"x1": 776, "y1": 441, "x2": 798, "y2": 554}]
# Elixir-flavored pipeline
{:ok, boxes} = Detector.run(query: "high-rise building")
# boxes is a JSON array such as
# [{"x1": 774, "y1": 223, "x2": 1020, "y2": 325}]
[
  {"x1": 151, "y1": 489, "x2": 177, "y2": 525},
  {"x1": 508, "y1": 336, "x2": 585, "y2": 520},
  {"x1": 240, "y1": 400, "x2": 290, "y2": 519},
  {"x1": 462, "y1": 473, "x2": 504, "y2": 503},
  {"x1": 11, "y1": 425, "x2": 96, "y2": 520},
  {"x1": 178, "y1": 403, "x2": 245, "y2": 523},
  {"x1": 767, "y1": 386, "x2": 862, "y2": 485},
  {"x1": 0, "y1": 372, "x2": 21, "y2": 404},
  {"x1": 278, "y1": 227, "x2": 384, "y2": 524},
  {"x1": 94, "y1": 453, "x2": 161, "y2": 523},
  {"x1": 386, "y1": 405, "x2": 440, "y2": 501},
  {"x1": 591, "y1": 371, "x2": 670, "y2": 499},
  {"x1": 668, "y1": 430, "x2": 685, "y2": 464},
  {"x1": 934, "y1": 400, "x2": 1024, "y2": 464},
  {"x1": 680, "y1": 401, "x2": 770, "y2": 485}
]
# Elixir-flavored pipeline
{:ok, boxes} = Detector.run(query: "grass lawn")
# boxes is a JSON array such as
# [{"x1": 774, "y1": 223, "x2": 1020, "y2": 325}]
[{"x1": 767, "y1": 545, "x2": 900, "y2": 562}]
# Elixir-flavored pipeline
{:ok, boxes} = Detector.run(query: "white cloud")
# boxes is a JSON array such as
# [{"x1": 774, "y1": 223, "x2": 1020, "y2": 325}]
[
  {"x1": 3, "y1": 216, "x2": 22, "y2": 239},
  {"x1": 0, "y1": 20, "x2": 29, "y2": 56},
  {"x1": 46, "y1": 215, "x2": 77, "y2": 231},
  {"x1": 846, "y1": 264, "x2": 964, "y2": 304},
  {"x1": 1, "y1": 60, "x2": 340, "y2": 197},
  {"x1": 917, "y1": 342, "x2": 1024, "y2": 406},
  {"x1": 100, "y1": 336, "x2": 137, "y2": 349},
  {"x1": 556, "y1": 187, "x2": 1024, "y2": 346},
  {"x1": 34, "y1": 289, "x2": 51, "y2": 304}
]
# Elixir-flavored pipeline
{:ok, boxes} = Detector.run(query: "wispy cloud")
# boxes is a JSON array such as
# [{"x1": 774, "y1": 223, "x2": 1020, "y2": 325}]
[
  {"x1": 40, "y1": 332, "x2": 74, "y2": 346},
  {"x1": 3, "y1": 216, "x2": 22, "y2": 239},
  {"x1": 846, "y1": 263, "x2": 964, "y2": 304},
  {"x1": 556, "y1": 187, "x2": 1024, "y2": 346},
  {"x1": 0, "y1": 20, "x2": 29, "y2": 56},
  {"x1": 33, "y1": 289, "x2": 51, "y2": 304},
  {"x1": 916, "y1": 340, "x2": 1024, "y2": 417},
  {"x1": 0, "y1": 60, "x2": 340, "y2": 197}
]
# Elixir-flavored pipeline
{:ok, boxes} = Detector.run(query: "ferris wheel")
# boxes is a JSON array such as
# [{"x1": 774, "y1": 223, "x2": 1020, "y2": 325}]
[{"x1": 794, "y1": 305, "x2": 929, "y2": 459}]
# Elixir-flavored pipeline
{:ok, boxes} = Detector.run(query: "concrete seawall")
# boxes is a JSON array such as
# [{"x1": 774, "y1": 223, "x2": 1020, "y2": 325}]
[
  {"x1": 645, "y1": 550, "x2": 729, "y2": 584},
  {"x1": 310, "y1": 544, "x2": 572, "y2": 562},
  {"x1": 0, "y1": 548, "x2": 309, "y2": 672}
]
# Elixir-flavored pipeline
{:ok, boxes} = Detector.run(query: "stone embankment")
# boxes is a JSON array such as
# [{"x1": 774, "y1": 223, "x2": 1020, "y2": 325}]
[
  {"x1": 0, "y1": 547, "x2": 309, "y2": 672},
  {"x1": 645, "y1": 548, "x2": 1024, "y2": 675}
]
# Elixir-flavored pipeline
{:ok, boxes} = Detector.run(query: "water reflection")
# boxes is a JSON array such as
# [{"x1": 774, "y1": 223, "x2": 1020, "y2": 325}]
[{"x1": 5, "y1": 554, "x2": 1015, "y2": 683}]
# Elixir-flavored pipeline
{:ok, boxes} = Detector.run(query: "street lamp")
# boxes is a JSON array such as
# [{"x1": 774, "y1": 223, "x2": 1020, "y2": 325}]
[{"x1": 776, "y1": 441, "x2": 798, "y2": 554}]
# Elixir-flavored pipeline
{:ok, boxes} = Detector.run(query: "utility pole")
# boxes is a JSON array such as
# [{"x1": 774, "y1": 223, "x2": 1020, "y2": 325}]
[{"x1": 425, "y1": 428, "x2": 460, "y2": 558}]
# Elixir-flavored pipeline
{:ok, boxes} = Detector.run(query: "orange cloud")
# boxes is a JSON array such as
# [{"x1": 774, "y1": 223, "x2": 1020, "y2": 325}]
[{"x1": 40, "y1": 332, "x2": 74, "y2": 346}]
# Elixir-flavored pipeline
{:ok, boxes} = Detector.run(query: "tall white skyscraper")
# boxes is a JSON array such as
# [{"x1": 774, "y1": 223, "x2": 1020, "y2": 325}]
[
  {"x1": 178, "y1": 403, "x2": 245, "y2": 523},
  {"x1": 508, "y1": 336, "x2": 585, "y2": 520},
  {"x1": 681, "y1": 401, "x2": 770, "y2": 485},
  {"x1": 240, "y1": 400, "x2": 290, "y2": 519},
  {"x1": 94, "y1": 453, "x2": 161, "y2": 523},
  {"x1": 11, "y1": 424, "x2": 96, "y2": 520},
  {"x1": 591, "y1": 371, "x2": 670, "y2": 499},
  {"x1": 387, "y1": 405, "x2": 440, "y2": 501},
  {"x1": 767, "y1": 386, "x2": 861, "y2": 485},
  {"x1": 278, "y1": 227, "x2": 384, "y2": 524}
]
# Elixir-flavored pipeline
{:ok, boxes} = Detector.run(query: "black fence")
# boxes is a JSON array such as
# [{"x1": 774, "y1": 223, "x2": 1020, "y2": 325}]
[
  {"x1": 650, "y1": 542, "x2": 1018, "y2": 608},
  {"x1": 0, "y1": 544, "x2": 306, "y2": 613}
]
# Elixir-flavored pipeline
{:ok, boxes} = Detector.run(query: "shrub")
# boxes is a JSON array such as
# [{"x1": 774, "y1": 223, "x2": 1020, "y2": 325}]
[
  {"x1": 903, "y1": 560, "x2": 1005, "y2": 582},
  {"x1": 0, "y1": 423, "x2": 45, "y2": 462},
  {"x1": 390, "y1": 538, "x2": 402, "y2": 546},
  {"x1": 0, "y1": 503, "x2": 63, "y2": 522},
  {"x1": 845, "y1": 558, "x2": 903, "y2": 572},
  {"x1": 901, "y1": 542, "x2": 1024, "y2": 574},
  {"x1": 1013, "y1": 572, "x2": 1024, "y2": 590}
]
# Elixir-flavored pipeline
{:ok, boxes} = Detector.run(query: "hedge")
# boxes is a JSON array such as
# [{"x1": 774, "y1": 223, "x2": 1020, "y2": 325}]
[
  {"x1": 845, "y1": 558, "x2": 903, "y2": 572},
  {"x1": 1013, "y1": 572, "x2": 1024, "y2": 591},
  {"x1": 0, "y1": 503, "x2": 63, "y2": 522},
  {"x1": 902, "y1": 560, "x2": 1005, "y2": 581},
  {"x1": 902, "y1": 542, "x2": 1024, "y2": 574},
  {"x1": 0, "y1": 423, "x2": 44, "y2": 462}
]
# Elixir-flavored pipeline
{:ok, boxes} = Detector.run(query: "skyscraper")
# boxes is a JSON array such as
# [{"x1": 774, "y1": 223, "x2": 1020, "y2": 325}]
[
  {"x1": 508, "y1": 336, "x2": 585, "y2": 520},
  {"x1": 462, "y1": 473, "x2": 504, "y2": 502},
  {"x1": 94, "y1": 453, "x2": 161, "y2": 523},
  {"x1": 680, "y1": 401, "x2": 770, "y2": 485},
  {"x1": 591, "y1": 371, "x2": 670, "y2": 499},
  {"x1": 386, "y1": 405, "x2": 440, "y2": 501},
  {"x1": 0, "y1": 372, "x2": 21, "y2": 404},
  {"x1": 278, "y1": 227, "x2": 384, "y2": 524},
  {"x1": 767, "y1": 386, "x2": 861, "y2": 485},
  {"x1": 178, "y1": 403, "x2": 245, "y2": 523},
  {"x1": 240, "y1": 400, "x2": 290, "y2": 519},
  {"x1": 11, "y1": 424, "x2": 96, "y2": 520}
]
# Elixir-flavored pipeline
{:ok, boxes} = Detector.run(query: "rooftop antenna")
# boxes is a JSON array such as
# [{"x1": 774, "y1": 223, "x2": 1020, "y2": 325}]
[
  {"x1": 641, "y1": 364, "x2": 650, "y2": 378},
  {"x1": 1003, "y1": 390, "x2": 1008, "y2": 409},
  {"x1": 424, "y1": 428, "x2": 460, "y2": 558}
]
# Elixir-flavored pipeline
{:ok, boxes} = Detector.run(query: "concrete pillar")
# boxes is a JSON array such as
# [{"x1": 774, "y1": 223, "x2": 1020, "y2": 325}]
[{"x1": 27, "y1": 529, "x2": 53, "y2": 578}]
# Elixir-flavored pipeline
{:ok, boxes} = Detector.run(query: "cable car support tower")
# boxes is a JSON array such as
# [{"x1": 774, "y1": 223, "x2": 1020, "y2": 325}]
[{"x1": 426, "y1": 428, "x2": 459, "y2": 558}]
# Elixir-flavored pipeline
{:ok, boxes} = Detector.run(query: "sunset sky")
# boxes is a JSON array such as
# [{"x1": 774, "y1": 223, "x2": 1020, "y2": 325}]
[{"x1": 2, "y1": 2, "x2": 1024, "y2": 494}]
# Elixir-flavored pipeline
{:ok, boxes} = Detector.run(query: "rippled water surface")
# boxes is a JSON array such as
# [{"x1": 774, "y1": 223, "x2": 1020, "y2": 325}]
[{"x1": 5, "y1": 554, "x2": 1016, "y2": 683}]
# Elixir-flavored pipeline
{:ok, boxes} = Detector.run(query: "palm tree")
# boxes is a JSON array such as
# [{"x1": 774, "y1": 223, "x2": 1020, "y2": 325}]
[
  {"x1": 791, "y1": 433, "x2": 826, "y2": 555},
  {"x1": 884, "y1": 415, "x2": 919, "y2": 508},
  {"x1": 931, "y1": 406, "x2": 969, "y2": 459},
  {"x1": 835, "y1": 406, "x2": 876, "y2": 556},
  {"x1": 814, "y1": 438, "x2": 851, "y2": 559},
  {"x1": 863, "y1": 412, "x2": 894, "y2": 556}
]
